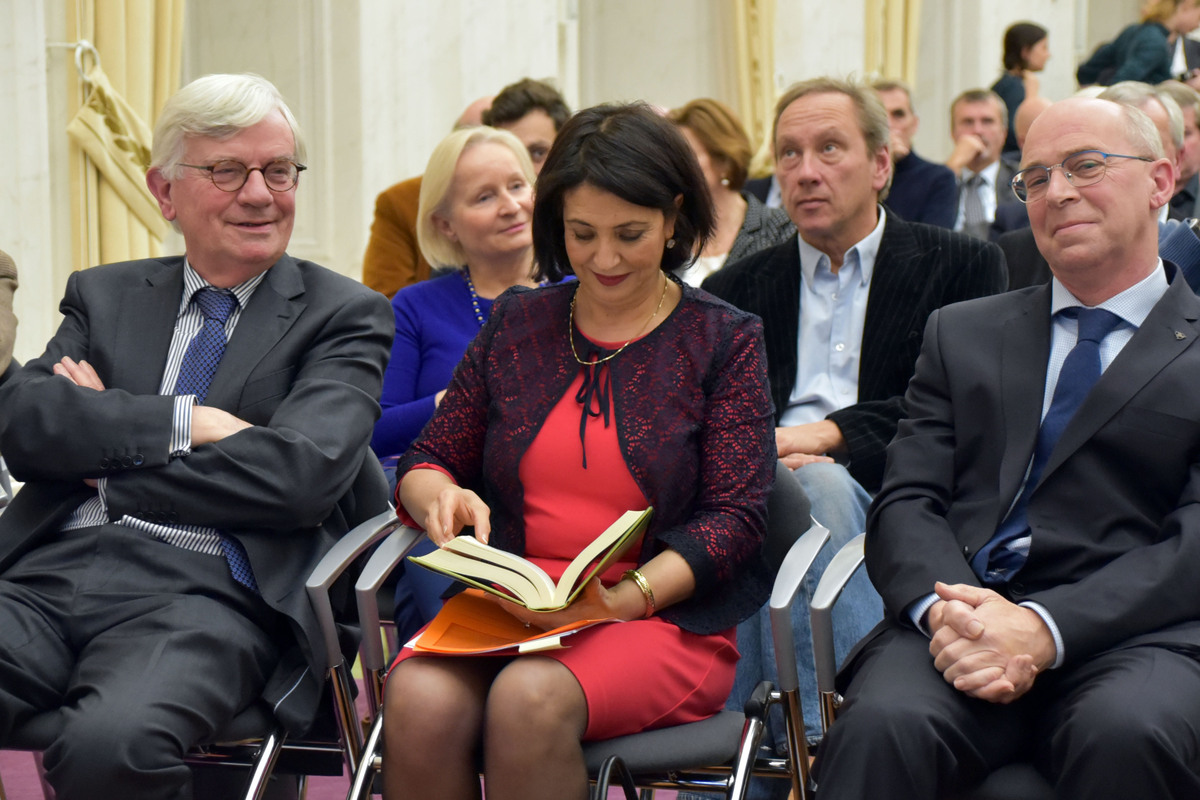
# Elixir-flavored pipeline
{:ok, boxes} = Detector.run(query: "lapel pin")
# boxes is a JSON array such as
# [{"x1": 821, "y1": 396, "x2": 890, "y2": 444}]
[{"x1": 1176, "y1": 331, "x2": 1187, "y2": 340}]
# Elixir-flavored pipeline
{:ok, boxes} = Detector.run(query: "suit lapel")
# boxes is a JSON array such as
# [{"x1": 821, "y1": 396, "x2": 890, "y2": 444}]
[
  {"x1": 860, "y1": 217, "x2": 923, "y2": 397},
  {"x1": 112, "y1": 258, "x2": 183, "y2": 394},
  {"x1": 758, "y1": 242, "x2": 802, "y2": 418},
  {"x1": 205, "y1": 255, "x2": 307, "y2": 411},
  {"x1": 1041, "y1": 273, "x2": 1200, "y2": 482},
  {"x1": 997, "y1": 286, "x2": 1052, "y2": 506}
]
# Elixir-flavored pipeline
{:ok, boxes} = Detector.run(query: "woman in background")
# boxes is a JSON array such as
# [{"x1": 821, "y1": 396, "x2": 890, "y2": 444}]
[
  {"x1": 992, "y1": 22, "x2": 1049, "y2": 155},
  {"x1": 371, "y1": 126, "x2": 541, "y2": 637},
  {"x1": 668, "y1": 98, "x2": 793, "y2": 286},
  {"x1": 1078, "y1": 0, "x2": 1200, "y2": 87},
  {"x1": 382, "y1": 103, "x2": 775, "y2": 800}
]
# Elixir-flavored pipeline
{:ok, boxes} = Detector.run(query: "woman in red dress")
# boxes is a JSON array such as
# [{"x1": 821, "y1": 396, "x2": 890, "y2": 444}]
[{"x1": 382, "y1": 103, "x2": 776, "y2": 800}]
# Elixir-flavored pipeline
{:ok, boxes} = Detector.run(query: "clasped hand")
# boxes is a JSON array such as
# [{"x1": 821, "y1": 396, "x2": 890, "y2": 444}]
[{"x1": 927, "y1": 582, "x2": 1055, "y2": 704}]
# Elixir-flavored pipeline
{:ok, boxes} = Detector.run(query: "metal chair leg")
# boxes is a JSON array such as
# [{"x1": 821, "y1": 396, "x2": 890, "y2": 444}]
[
  {"x1": 348, "y1": 712, "x2": 385, "y2": 800},
  {"x1": 241, "y1": 729, "x2": 286, "y2": 800}
]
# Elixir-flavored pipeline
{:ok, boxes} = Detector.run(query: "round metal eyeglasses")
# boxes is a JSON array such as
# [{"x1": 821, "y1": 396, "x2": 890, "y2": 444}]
[
  {"x1": 179, "y1": 159, "x2": 306, "y2": 192},
  {"x1": 1010, "y1": 150, "x2": 1152, "y2": 203}
]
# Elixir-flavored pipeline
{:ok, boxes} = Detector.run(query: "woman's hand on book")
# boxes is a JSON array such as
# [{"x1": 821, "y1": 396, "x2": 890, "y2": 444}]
[
  {"x1": 488, "y1": 577, "x2": 648, "y2": 630},
  {"x1": 420, "y1": 484, "x2": 492, "y2": 546}
]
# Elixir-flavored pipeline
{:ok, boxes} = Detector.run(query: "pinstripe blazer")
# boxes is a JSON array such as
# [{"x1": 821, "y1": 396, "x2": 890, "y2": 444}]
[{"x1": 703, "y1": 214, "x2": 1007, "y2": 492}]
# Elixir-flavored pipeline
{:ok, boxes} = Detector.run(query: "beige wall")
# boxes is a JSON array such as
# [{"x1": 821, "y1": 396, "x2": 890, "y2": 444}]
[{"x1": 0, "y1": 0, "x2": 1157, "y2": 364}]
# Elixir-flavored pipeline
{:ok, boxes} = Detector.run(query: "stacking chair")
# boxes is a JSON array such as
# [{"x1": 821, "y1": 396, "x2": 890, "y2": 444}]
[
  {"x1": 345, "y1": 461, "x2": 832, "y2": 800},
  {"x1": 810, "y1": 535, "x2": 1055, "y2": 800},
  {"x1": 0, "y1": 505, "x2": 403, "y2": 800}
]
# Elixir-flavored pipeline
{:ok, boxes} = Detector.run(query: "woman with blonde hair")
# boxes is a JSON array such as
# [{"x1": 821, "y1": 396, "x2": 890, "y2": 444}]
[{"x1": 372, "y1": 126, "x2": 550, "y2": 637}]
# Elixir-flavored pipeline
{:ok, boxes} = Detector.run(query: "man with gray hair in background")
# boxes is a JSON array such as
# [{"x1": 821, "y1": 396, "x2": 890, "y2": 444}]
[{"x1": 0, "y1": 73, "x2": 392, "y2": 798}]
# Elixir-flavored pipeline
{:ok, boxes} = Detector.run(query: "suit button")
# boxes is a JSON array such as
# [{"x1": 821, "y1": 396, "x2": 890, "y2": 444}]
[
  {"x1": 962, "y1": 545, "x2": 970, "y2": 556},
  {"x1": 121, "y1": 456, "x2": 133, "y2": 468},
  {"x1": 133, "y1": 454, "x2": 144, "y2": 466},
  {"x1": 1010, "y1": 582, "x2": 1026, "y2": 595},
  {"x1": 99, "y1": 458, "x2": 111, "y2": 470}
]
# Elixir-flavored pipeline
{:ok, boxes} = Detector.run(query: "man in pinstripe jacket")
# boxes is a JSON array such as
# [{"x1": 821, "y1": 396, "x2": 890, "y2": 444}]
[{"x1": 701, "y1": 78, "x2": 1006, "y2": 780}]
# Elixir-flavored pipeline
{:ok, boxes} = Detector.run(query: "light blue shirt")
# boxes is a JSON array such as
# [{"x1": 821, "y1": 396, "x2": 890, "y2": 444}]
[
  {"x1": 778, "y1": 207, "x2": 887, "y2": 428},
  {"x1": 910, "y1": 262, "x2": 1169, "y2": 668}
]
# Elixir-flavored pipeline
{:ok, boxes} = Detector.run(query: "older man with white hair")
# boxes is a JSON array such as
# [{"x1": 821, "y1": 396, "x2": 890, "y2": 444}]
[{"x1": 0, "y1": 73, "x2": 393, "y2": 798}]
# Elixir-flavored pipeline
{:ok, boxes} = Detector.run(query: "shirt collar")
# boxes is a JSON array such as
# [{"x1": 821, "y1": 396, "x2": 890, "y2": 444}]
[
  {"x1": 963, "y1": 159, "x2": 1000, "y2": 187},
  {"x1": 1050, "y1": 259, "x2": 1168, "y2": 330},
  {"x1": 797, "y1": 205, "x2": 888, "y2": 288},
  {"x1": 179, "y1": 258, "x2": 267, "y2": 316}
]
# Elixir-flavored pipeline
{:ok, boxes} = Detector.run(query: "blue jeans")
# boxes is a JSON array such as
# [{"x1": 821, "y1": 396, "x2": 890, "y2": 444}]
[{"x1": 679, "y1": 462, "x2": 883, "y2": 800}]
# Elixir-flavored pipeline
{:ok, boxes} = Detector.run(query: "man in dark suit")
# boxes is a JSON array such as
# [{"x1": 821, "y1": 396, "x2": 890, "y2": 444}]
[
  {"x1": 873, "y1": 80, "x2": 958, "y2": 228},
  {"x1": 946, "y1": 89, "x2": 1018, "y2": 240},
  {"x1": 0, "y1": 74, "x2": 393, "y2": 799},
  {"x1": 699, "y1": 79, "x2": 1005, "y2": 787},
  {"x1": 814, "y1": 96, "x2": 1200, "y2": 799}
]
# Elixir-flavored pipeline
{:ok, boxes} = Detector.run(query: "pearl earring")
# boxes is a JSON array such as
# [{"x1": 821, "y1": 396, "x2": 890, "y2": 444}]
[{"x1": 666, "y1": 238, "x2": 676, "y2": 249}]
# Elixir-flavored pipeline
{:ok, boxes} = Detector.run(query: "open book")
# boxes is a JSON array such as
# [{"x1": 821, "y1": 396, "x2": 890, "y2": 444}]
[{"x1": 408, "y1": 507, "x2": 653, "y2": 611}]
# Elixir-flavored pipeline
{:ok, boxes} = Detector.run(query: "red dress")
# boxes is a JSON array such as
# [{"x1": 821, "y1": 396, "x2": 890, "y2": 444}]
[{"x1": 395, "y1": 341, "x2": 738, "y2": 741}]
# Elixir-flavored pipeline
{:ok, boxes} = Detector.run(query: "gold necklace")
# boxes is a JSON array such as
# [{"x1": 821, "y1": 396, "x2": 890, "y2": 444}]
[{"x1": 569, "y1": 275, "x2": 669, "y2": 366}]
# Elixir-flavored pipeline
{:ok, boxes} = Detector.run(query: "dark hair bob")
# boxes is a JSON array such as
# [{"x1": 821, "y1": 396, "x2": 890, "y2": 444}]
[{"x1": 532, "y1": 102, "x2": 715, "y2": 282}]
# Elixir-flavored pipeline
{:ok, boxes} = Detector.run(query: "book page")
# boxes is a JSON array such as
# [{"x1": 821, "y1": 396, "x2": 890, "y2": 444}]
[
  {"x1": 552, "y1": 507, "x2": 653, "y2": 607},
  {"x1": 409, "y1": 546, "x2": 553, "y2": 607}
]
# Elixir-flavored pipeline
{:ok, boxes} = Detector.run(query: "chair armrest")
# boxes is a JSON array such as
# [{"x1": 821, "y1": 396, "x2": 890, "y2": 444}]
[
  {"x1": 304, "y1": 508, "x2": 403, "y2": 670},
  {"x1": 355, "y1": 524, "x2": 426, "y2": 672},
  {"x1": 809, "y1": 533, "x2": 866, "y2": 696},
  {"x1": 767, "y1": 517, "x2": 831, "y2": 694}
]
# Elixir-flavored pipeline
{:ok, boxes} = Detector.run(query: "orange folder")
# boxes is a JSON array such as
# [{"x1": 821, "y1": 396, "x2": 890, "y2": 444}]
[{"x1": 408, "y1": 589, "x2": 619, "y2": 655}]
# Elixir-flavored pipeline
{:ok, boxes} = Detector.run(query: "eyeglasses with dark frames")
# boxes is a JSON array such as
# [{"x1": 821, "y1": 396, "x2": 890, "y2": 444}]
[
  {"x1": 1010, "y1": 150, "x2": 1153, "y2": 204},
  {"x1": 178, "y1": 159, "x2": 307, "y2": 192}
]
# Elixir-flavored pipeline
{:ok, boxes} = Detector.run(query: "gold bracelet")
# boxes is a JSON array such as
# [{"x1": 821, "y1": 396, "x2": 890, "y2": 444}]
[{"x1": 623, "y1": 569, "x2": 656, "y2": 619}]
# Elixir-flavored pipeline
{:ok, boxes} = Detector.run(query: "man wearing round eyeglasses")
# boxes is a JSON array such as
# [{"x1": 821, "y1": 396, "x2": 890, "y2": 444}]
[
  {"x1": 814, "y1": 96, "x2": 1200, "y2": 798},
  {"x1": 0, "y1": 74, "x2": 393, "y2": 798}
]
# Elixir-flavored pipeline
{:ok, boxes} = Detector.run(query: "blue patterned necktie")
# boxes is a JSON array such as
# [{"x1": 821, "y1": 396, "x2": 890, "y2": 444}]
[
  {"x1": 972, "y1": 306, "x2": 1124, "y2": 584},
  {"x1": 175, "y1": 287, "x2": 237, "y2": 405},
  {"x1": 173, "y1": 287, "x2": 258, "y2": 591}
]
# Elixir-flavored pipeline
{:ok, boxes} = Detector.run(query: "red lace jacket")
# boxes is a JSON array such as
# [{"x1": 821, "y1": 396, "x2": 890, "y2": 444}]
[{"x1": 397, "y1": 280, "x2": 775, "y2": 634}]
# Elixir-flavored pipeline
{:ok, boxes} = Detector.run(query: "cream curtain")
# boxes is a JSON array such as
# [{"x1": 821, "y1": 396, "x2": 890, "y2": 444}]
[
  {"x1": 732, "y1": 0, "x2": 778, "y2": 178},
  {"x1": 864, "y1": 0, "x2": 923, "y2": 85},
  {"x1": 67, "y1": 0, "x2": 185, "y2": 270}
]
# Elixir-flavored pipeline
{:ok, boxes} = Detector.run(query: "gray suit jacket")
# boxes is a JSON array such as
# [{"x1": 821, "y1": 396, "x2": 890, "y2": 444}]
[
  {"x1": 703, "y1": 215, "x2": 1007, "y2": 492},
  {"x1": 867, "y1": 268, "x2": 1200, "y2": 663},
  {"x1": 956, "y1": 158, "x2": 1018, "y2": 240},
  {"x1": 0, "y1": 254, "x2": 394, "y2": 733}
]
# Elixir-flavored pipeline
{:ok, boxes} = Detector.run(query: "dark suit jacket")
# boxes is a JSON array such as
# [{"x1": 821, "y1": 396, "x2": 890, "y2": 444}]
[
  {"x1": 1003, "y1": 221, "x2": 1200, "y2": 294},
  {"x1": 703, "y1": 216, "x2": 1007, "y2": 492},
  {"x1": 866, "y1": 269, "x2": 1200, "y2": 663},
  {"x1": 989, "y1": 200, "x2": 1030, "y2": 241},
  {"x1": 744, "y1": 176, "x2": 775, "y2": 205},
  {"x1": 883, "y1": 150, "x2": 957, "y2": 228},
  {"x1": 0, "y1": 254, "x2": 394, "y2": 733}
]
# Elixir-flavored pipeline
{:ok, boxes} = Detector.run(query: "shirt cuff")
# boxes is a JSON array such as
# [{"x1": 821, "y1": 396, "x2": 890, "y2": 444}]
[
  {"x1": 171, "y1": 395, "x2": 196, "y2": 457},
  {"x1": 1018, "y1": 600, "x2": 1065, "y2": 669},
  {"x1": 908, "y1": 592, "x2": 940, "y2": 637}
]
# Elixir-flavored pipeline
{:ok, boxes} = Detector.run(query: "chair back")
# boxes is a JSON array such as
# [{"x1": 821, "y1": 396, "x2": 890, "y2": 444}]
[{"x1": 762, "y1": 461, "x2": 813, "y2": 573}]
